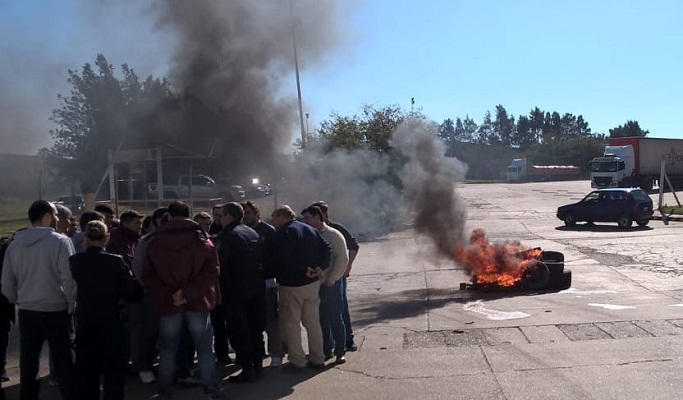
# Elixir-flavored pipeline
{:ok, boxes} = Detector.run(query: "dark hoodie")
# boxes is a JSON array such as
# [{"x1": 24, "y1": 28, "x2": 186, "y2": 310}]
[
  {"x1": 141, "y1": 218, "x2": 220, "y2": 316},
  {"x1": 1, "y1": 227, "x2": 76, "y2": 312}
]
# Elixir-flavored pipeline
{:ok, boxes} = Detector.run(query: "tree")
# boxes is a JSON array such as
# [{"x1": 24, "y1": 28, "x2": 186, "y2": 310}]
[
  {"x1": 609, "y1": 120, "x2": 649, "y2": 138},
  {"x1": 44, "y1": 54, "x2": 175, "y2": 191},
  {"x1": 476, "y1": 111, "x2": 499, "y2": 145},
  {"x1": 492, "y1": 105, "x2": 516, "y2": 147},
  {"x1": 313, "y1": 104, "x2": 407, "y2": 153},
  {"x1": 438, "y1": 118, "x2": 456, "y2": 144},
  {"x1": 461, "y1": 115, "x2": 478, "y2": 143}
]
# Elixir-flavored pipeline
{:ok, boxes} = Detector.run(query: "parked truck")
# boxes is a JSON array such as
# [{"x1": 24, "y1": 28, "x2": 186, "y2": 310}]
[
  {"x1": 147, "y1": 174, "x2": 246, "y2": 201},
  {"x1": 589, "y1": 137, "x2": 683, "y2": 191},
  {"x1": 506, "y1": 158, "x2": 581, "y2": 182}
]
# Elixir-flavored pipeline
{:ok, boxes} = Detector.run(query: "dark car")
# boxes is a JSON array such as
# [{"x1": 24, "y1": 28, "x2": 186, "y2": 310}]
[
  {"x1": 556, "y1": 188, "x2": 653, "y2": 228},
  {"x1": 55, "y1": 195, "x2": 86, "y2": 214}
]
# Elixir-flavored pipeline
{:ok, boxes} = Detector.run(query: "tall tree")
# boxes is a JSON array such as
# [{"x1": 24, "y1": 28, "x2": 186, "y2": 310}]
[
  {"x1": 477, "y1": 111, "x2": 499, "y2": 145},
  {"x1": 438, "y1": 118, "x2": 456, "y2": 144},
  {"x1": 609, "y1": 120, "x2": 649, "y2": 138},
  {"x1": 44, "y1": 54, "x2": 175, "y2": 191},
  {"x1": 492, "y1": 105, "x2": 516, "y2": 147},
  {"x1": 462, "y1": 115, "x2": 478, "y2": 142},
  {"x1": 313, "y1": 104, "x2": 407, "y2": 153}
]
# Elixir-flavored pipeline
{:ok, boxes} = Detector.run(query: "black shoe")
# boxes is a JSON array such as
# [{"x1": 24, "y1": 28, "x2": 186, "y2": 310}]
[
  {"x1": 335, "y1": 355, "x2": 346, "y2": 364},
  {"x1": 217, "y1": 355, "x2": 233, "y2": 365},
  {"x1": 306, "y1": 361, "x2": 325, "y2": 370},
  {"x1": 227, "y1": 370, "x2": 254, "y2": 384},
  {"x1": 346, "y1": 343, "x2": 358, "y2": 352}
]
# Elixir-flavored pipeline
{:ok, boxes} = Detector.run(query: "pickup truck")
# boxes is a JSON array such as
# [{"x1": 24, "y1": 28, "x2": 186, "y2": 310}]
[{"x1": 147, "y1": 174, "x2": 246, "y2": 201}]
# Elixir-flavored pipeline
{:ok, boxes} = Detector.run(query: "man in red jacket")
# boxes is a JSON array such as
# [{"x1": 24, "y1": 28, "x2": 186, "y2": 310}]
[{"x1": 141, "y1": 201, "x2": 222, "y2": 400}]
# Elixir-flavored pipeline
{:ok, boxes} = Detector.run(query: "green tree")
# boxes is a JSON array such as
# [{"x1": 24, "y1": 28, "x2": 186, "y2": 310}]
[
  {"x1": 313, "y1": 104, "x2": 407, "y2": 153},
  {"x1": 492, "y1": 105, "x2": 516, "y2": 147},
  {"x1": 609, "y1": 120, "x2": 649, "y2": 138},
  {"x1": 461, "y1": 115, "x2": 478, "y2": 142},
  {"x1": 44, "y1": 54, "x2": 174, "y2": 191},
  {"x1": 477, "y1": 111, "x2": 499, "y2": 145}
]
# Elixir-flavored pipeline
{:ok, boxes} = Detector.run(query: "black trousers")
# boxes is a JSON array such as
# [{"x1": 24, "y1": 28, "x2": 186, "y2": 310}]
[
  {"x1": 210, "y1": 303, "x2": 229, "y2": 359},
  {"x1": 74, "y1": 313, "x2": 126, "y2": 400},
  {"x1": 18, "y1": 309, "x2": 74, "y2": 400},
  {"x1": 224, "y1": 290, "x2": 266, "y2": 374}
]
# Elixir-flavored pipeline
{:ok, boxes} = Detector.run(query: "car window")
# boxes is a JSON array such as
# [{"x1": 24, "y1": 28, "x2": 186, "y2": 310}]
[
  {"x1": 609, "y1": 192, "x2": 625, "y2": 201},
  {"x1": 630, "y1": 190, "x2": 651, "y2": 202},
  {"x1": 583, "y1": 191, "x2": 601, "y2": 202}
]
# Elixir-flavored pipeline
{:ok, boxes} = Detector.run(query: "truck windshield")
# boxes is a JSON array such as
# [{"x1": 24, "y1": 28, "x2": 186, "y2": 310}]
[
  {"x1": 506, "y1": 166, "x2": 519, "y2": 173},
  {"x1": 590, "y1": 161, "x2": 617, "y2": 172}
]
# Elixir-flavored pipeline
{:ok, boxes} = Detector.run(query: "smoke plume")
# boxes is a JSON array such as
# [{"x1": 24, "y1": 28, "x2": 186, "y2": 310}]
[
  {"x1": 280, "y1": 118, "x2": 468, "y2": 246},
  {"x1": 148, "y1": 0, "x2": 343, "y2": 178},
  {"x1": 392, "y1": 119, "x2": 468, "y2": 254}
]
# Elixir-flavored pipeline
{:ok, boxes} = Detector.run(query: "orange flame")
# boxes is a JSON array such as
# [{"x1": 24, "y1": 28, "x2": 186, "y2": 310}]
[{"x1": 453, "y1": 228, "x2": 542, "y2": 287}]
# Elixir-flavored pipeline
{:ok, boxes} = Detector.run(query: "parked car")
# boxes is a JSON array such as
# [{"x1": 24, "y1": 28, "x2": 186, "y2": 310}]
[
  {"x1": 55, "y1": 195, "x2": 85, "y2": 214},
  {"x1": 556, "y1": 188, "x2": 653, "y2": 228}
]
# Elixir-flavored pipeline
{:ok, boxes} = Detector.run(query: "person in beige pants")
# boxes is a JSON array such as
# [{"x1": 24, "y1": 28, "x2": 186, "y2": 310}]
[{"x1": 270, "y1": 206, "x2": 332, "y2": 369}]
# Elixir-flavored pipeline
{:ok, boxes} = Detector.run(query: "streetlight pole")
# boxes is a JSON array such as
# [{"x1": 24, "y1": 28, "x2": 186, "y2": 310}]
[{"x1": 290, "y1": 0, "x2": 306, "y2": 149}]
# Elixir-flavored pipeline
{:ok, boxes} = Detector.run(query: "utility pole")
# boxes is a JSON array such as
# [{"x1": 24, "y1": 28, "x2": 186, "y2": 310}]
[{"x1": 290, "y1": 0, "x2": 306, "y2": 149}]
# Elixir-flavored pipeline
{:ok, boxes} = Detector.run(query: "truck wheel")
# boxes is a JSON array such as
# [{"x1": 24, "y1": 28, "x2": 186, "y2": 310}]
[
  {"x1": 636, "y1": 219, "x2": 650, "y2": 227},
  {"x1": 563, "y1": 214, "x2": 576, "y2": 226},
  {"x1": 617, "y1": 214, "x2": 632, "y2": 228}
]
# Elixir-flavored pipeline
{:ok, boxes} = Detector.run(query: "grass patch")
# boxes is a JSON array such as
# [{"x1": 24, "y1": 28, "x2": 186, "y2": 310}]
[
  {"x1": 661, "y1": 205, "x2": 683, "y2": 215},
  {"x1": 0, "y1": 220, "x2": 29, "y2": 238}
]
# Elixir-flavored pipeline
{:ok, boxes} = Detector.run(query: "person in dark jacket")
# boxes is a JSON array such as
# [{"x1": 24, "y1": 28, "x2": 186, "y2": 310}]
[
  {"x1": 217, "y1": 202, "x2": 265, "y2": 382},
  {"x1": 141, "y1": 201, "x2": 222, "y2": 400},
  {"x1": 70, "y1": 220, "x2": 143, "y2": 400},
  {"x1": 0, "y1": 234, "x2": 18, "y2": 383},
  {"x1": 106, "y1": 209, "x2": 143, "y2": 375},
  {"x1": 241, "y1": 200, "x2": 282, "y2": 367},
  {"x1": 270, "y1": 205, "x2": 332, "y2": 369}
]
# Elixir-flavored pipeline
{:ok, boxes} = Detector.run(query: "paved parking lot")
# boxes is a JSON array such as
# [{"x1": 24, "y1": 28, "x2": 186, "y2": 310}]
[{"x1": 2, "y1": 180, "x2": 683, "y2": 399}]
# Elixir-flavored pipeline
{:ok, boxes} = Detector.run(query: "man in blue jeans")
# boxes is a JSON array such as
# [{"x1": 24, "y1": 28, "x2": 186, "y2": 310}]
[
  {"x1": 312, "y1": 201, "x2": 360, "y2": 351},
  {"x1": 141, "y1": 201, "x2": 222, "y2": 400}
]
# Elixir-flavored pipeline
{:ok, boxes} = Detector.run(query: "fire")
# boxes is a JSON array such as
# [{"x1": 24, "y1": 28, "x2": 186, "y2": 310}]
[{"x1": 453, "y1": 228, "x2": 542, "y2": 287}]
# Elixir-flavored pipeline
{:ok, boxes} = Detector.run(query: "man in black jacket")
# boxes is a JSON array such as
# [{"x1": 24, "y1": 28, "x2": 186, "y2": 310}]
[
  {"x1": 217, "y1": 202, "x2": 265, "y2": 382},
  {"x1": 69, "y1": 220, "x2": 142, "y2": 400},
  {"x1": 270, "y1": 205, "x2": 332, "y2": 369}
]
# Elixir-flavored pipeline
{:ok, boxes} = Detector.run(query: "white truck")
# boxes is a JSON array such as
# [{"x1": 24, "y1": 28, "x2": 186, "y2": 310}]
[{"x1": 589, "y1": 137, "x2": 683, "y2": 191}]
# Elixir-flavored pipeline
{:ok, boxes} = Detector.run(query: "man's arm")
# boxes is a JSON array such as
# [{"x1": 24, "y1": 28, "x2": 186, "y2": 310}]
[
  {"x1": 344, "y1": 249, "x2": 358, "y2": 277},
  {"x1": 1, "y1": 248, "x2": 17, "y2": 304},
  {"x1": 58, "y1": 237, "x2": 77, "y2": 312},
  {"x1": 324, "y1": 232, "x2": 349, "y2": 286}
]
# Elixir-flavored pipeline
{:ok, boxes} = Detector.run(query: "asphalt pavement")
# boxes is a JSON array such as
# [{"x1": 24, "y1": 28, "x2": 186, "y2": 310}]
[{"x1": 2, "y1": 180, "x2": 683, "y2": 399}]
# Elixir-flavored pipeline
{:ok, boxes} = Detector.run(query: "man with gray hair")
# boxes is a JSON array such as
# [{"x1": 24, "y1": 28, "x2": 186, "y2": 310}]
[
  {"x1": 270, "y1": 205, "x2": 332, "y2": 369},
  {"x1": 1, "y1": 200, "x2": 76, "y2": 400}
]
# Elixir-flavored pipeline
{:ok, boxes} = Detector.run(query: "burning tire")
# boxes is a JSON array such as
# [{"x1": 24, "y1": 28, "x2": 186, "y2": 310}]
[
  {"x1": 559, "y1": 269, "x2": 572, "y2": 290},
  {"x1": 521, "y1": 261, "x2": 550, "y2": 290}
]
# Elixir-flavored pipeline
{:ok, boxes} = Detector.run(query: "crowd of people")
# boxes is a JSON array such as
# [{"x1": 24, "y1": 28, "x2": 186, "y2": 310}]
[{"x1": 0, "y1": 198, "x2": 360, "y2": 400}]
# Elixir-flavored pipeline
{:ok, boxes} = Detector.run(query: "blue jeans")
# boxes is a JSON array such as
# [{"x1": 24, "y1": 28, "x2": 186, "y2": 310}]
[
  {"x1": 340, "y1": 277, "x2": 355, "y2": 347},
  {"x1": 319, "y1": 280, "x2": 346, "y2": 357},
  {"x1": 158, "y1": 312, "x2": 219, "y2": 399}
]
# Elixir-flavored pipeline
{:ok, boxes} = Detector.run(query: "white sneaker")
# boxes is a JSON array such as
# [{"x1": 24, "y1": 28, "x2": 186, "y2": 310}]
[
  {"x1": 139, "y1": 370, "x2": 156, "y2": 384},
  {"x1": 270, "y1": 356, "x2": 283, "y2": 367}
]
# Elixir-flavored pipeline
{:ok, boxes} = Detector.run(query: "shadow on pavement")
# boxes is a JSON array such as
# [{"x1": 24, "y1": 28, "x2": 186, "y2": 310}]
[
  {"x1": 352, "y1": 287, "x2": 562, "y2": 329},
  {"x1": 555, "y1": 224, "x2": 654, "y2": 232},
  {"x1": 1, "y1": 362, "x2": 329, "y2": 400}
]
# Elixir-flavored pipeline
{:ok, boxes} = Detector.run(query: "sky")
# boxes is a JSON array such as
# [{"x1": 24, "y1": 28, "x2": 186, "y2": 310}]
[{"x1": 1, "y1": 0, "x2": 682, "y2": 155}]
